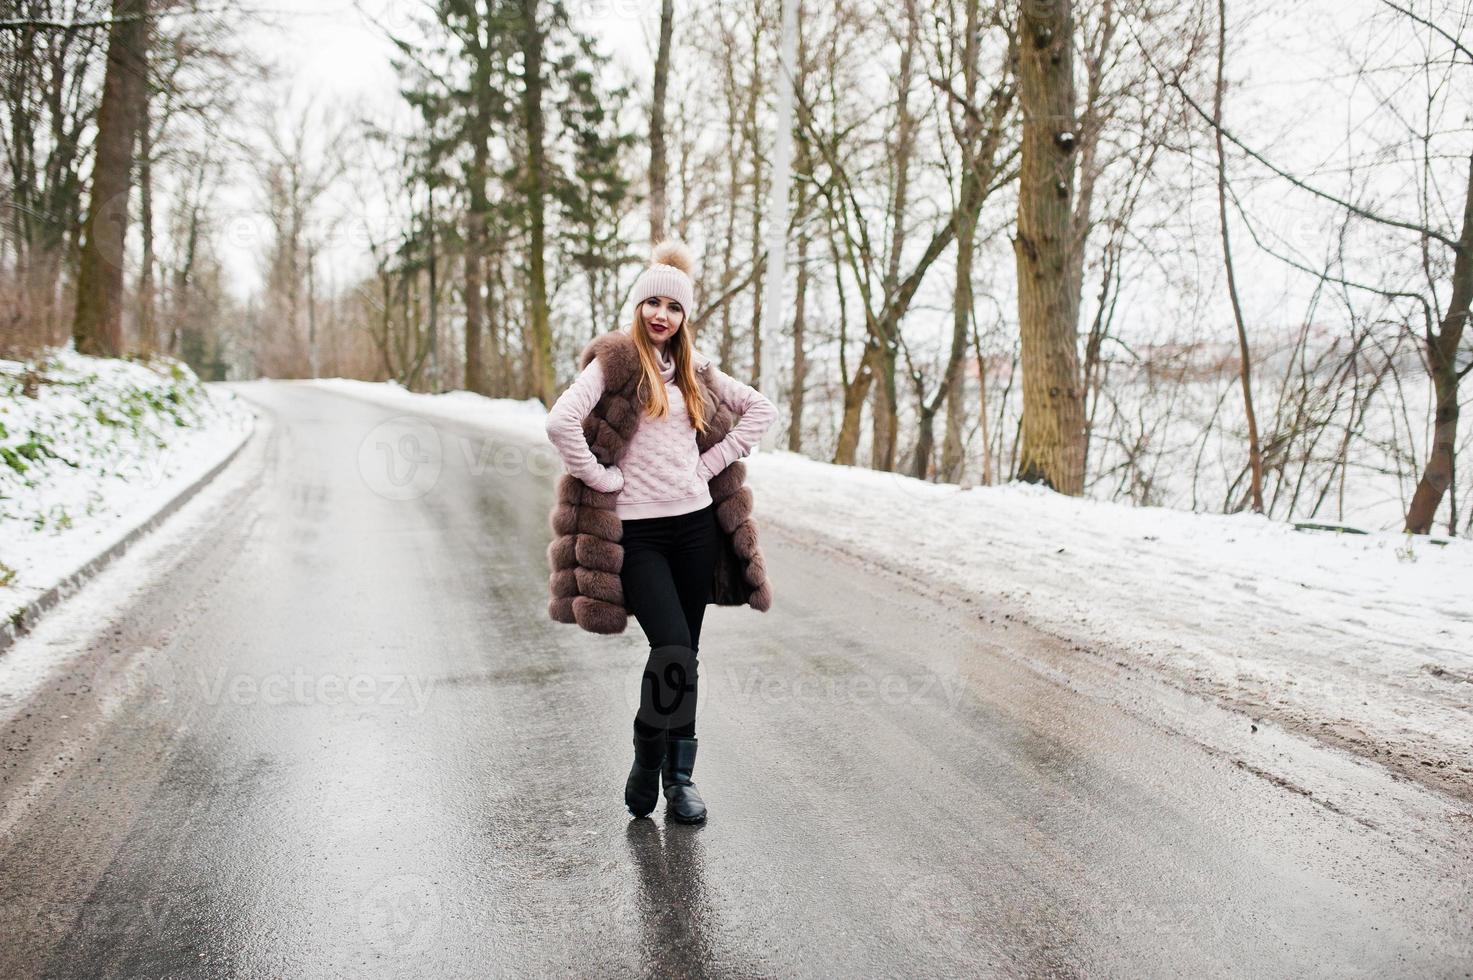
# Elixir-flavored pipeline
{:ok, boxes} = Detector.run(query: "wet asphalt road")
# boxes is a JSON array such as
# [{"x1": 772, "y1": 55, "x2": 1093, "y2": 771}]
[{"x1": 1, "y1": 381, "x2": 1470, "y2": 979}]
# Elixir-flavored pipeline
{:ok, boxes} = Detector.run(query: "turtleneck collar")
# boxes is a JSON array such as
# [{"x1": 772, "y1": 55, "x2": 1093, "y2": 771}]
[{"x1": 655, "y1": 344, "x2": 675, "y2": 384}]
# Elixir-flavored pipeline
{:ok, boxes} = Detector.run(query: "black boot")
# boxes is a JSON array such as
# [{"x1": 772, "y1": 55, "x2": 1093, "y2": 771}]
[
  {"x1": 661, "y1": 734, "x2": 707, "y2": 824},
  {"x1": 625, "y1": 722, "x2": 665, "y2": 818}
]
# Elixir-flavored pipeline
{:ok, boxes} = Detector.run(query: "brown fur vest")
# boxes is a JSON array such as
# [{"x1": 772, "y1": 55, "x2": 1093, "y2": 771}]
[{"x1": 545, "y1": 330, "x2": 774, "y2": 635}]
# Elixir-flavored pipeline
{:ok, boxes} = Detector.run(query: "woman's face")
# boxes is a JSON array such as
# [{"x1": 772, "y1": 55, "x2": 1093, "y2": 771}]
[{"x1": 641, "y1": 296, "x2": 685, "y2": 343}]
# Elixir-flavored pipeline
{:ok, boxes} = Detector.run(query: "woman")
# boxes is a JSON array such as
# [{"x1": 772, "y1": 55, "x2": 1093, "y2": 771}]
[{"x1": 544, "y1": 240, "x2": 778, "y2": 824}]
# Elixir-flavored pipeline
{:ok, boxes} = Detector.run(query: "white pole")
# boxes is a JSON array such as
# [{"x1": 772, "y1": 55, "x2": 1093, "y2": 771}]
[{"x1": 758, "y1": 0, "x2": 798, "y2": 452}]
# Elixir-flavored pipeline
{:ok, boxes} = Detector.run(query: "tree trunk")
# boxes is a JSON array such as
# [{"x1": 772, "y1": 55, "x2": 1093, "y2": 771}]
[
  {"x1": 834, "y1": 340, "x2": 879, "y2": 466},
  {"x1": 718, "y1": 165, "x2": 736, "y2": 361},
  {"x1": 870, "y1": 339, "x2": 898, "y2": 471},
  {"x1": 870, "y1": 0, "x2": 919, "y2": 474},
  {"x1": 742, "y1": 14, "x2": 765, "y2": 374},
  {"x1": 1404, "y1": 153, "x2": 1473, "y2": 534},
  {"x1": 942, "y1": 191, "x2": 978, "y2": 486},
  {"x1": 137, "y1": 97, "x2": 155, "y2": 355},
  {"x1": 971, "y1": 317, "x2": 993, "y2": 485},
  {"x1": 307, "y1": 240, "x2": 318, "y2": 379},
  {"x1": 1214, "y1": 0, "x2": 1263, "y2": 513},
  {"x1": 649, "y1": 0, "x2": 674, "y2": 243},
  {"x1": 745, "y1": 13, "x2": 765, "y2": 378},
  {"x1": 941, "y1": 182, "x2": 977, "y2": 484},
  {"x1": 465, "y1": 110, "x2": 489, "y2": 395},
  {"x1": 1013, "y1": 0, "x2": 1085, "y2": 494},
  {"x1": 788, "y1": 199, "x2": 809, "y2": 453},
  {"x1": 521, "y1": 0, "x2": 554, "y2": 404},
  {"x1": 787, "y1": 9, "x2": 812, "y2": 453},
  {"x1": 73, "y1": 0, "x2": 149, "y2": 357},
  {"x1": 487, "y1": 227, "x2": 506, "y2": 394},
  {"x1": 941, "y1": 0, "x2": 983, "y2": 485},
  {"x1": 170, "y1": 156, "x2": 206, "y2": 358},
  {"x1": 427, "y1": 180, "x2": 439, "y2": 392}
]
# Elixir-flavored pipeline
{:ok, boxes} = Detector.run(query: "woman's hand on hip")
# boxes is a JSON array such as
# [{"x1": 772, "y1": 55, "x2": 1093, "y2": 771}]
[{"x1": 589, "y1": 463, "x2": 624, "y2": 494}]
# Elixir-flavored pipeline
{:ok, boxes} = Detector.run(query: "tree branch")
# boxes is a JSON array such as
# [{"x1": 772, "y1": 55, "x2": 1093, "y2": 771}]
[
  {"x1": 1125, "y1": 15, "x2": 1460, "y2": 249},
  {"x1": 1378, "y1": 0, "x2": 1473, "y2": 66}
]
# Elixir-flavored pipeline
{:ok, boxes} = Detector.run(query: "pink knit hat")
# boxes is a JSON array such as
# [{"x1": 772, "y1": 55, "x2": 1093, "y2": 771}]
[{"x1": 630, "y1": 240, "x2": 696, "y2": 314}]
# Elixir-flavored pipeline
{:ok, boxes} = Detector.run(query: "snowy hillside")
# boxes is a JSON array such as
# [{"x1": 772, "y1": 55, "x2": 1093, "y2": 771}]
[
  {"x1": 314, "y1": 376, "x2": 1473, "y2": 802},
  {"x1": 0, "y1": 345, "x2": 255, "y2": 629}
]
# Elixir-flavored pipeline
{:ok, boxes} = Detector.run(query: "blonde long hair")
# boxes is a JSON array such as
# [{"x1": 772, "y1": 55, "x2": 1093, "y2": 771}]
[{"x1": 631, "y1": 304, "x2": 711, "y2": 436}]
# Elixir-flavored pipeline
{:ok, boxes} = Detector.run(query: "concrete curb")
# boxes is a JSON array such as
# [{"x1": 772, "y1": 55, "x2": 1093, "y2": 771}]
[{"x1": 0, "y1": 408, "x2": 258, "y2": 656}]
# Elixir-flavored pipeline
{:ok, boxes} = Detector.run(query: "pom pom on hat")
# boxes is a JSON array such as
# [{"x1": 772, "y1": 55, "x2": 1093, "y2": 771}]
[
  {"x1": 631, "y1": 239, "x2": 696, "y2": 314},
  {"x1": 651, "y1": 239, "x2": 694, "y2": 276}
]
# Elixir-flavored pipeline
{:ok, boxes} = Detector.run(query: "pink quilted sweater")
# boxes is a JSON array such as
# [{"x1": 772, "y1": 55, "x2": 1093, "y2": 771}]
[{"x1": 544, "y1": 341, "x2": 778, "y2": 520}]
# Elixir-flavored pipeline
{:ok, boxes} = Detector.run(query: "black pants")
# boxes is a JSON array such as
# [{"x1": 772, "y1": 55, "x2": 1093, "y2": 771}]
[{"x1": 621, "y1": 502, "x2": 719, "y2": 737}]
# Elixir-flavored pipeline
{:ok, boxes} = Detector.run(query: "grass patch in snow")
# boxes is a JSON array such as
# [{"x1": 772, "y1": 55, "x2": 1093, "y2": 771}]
[{"x1": 0, "y1": 344, "x2": 248, "y2": 597}]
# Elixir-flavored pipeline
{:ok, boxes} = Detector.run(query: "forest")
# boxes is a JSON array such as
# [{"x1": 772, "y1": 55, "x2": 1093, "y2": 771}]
[{"x1": 2, "y1": 0, "x2": 1469, "y2": 535}]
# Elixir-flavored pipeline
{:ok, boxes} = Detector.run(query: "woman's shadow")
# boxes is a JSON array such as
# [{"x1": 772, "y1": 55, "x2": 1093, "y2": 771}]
[{"x1": 625, "y1": 817, "x2": 720, "y2": 976}]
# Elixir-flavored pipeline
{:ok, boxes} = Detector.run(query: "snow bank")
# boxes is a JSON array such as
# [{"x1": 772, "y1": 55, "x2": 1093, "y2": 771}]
[
  {"x1": 0, "y1": 344, "x2": 255, "y2": 627},
  {"x1": 751, "y1": 453, "x2": 1472, "y2": 796}
]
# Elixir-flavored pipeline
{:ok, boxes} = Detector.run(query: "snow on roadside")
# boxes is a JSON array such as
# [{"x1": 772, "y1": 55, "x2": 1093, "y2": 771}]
[
  {"x1": 311, "y1": 376, "x2": 550, "y2": 430},
  {"x1": 312, "y1": 377, "x2": 1473, "y2": 795},
  {"x1": 751, "y1": 454, "x2": 1473, "y2": 795},
  {"x1": 0, "y1": 344, "x2": 255, "y2": 627}
]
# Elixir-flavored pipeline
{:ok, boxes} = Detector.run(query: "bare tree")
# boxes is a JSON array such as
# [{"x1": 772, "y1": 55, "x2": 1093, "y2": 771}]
[
  {"x1": 250, "y1": 96, "x2": 346, "y2": 378},
  {"x1": 1147, "y1": 1, "x2": 1473, "y2": 533},
  {"x1": 929, "y1": 0, "x2": 1017, "y2": 482},
  {"x1": 796, "y1": 0, "x2": 1000, "y2": 471},
  {"x1": 1405, "y1": 156, "x2": 1473, "y2": 534},
  {"x1": 1211, "y1": 0, "x2": 1262, "y2": 512}
]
